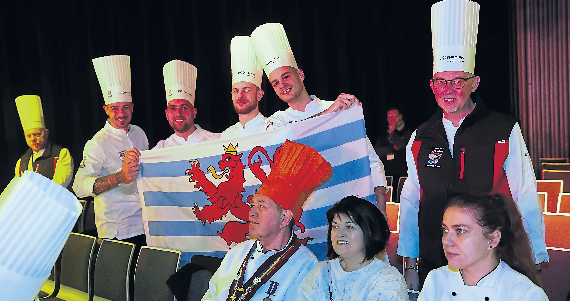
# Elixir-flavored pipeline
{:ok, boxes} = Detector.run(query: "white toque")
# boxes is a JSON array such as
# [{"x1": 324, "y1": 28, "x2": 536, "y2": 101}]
[
  {"x1": 250, "y1": 23, "x2": 298, "y2": 77},
  {"x1": 92, "y1": 55, "x2": 132, "y2": 105},
  {"x1": 163, "y1": 60, "x2": 197, "y2": 105},
  {"x1": 231, "y1": 36, "x2": 263, "y2": 88},
  {"x1": 431, "y1": 0, "x2": 480, "y2": 74}
]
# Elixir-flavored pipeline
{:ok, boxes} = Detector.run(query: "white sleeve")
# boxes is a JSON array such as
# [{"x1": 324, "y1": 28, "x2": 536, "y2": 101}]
[
  {"x1": 397, "y1": 130, "x2": 421, "y2": 258},
  {"x1": 366, "y1": 136, "x2": 387, "y2": 188},
  {"x1": 53, "y1": 148, "x2": 74, "y2": 187},
  {"x1": 504, "y1": 123, "x2": 548, "y2": 263},
  {"x1": 73, "y1": 140, "x2": 105, "y2": 198}
]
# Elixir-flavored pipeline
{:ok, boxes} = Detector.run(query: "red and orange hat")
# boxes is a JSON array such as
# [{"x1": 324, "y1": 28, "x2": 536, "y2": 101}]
[{"x1": 256, "y1": 140, "x2": 333, "y2": 218}]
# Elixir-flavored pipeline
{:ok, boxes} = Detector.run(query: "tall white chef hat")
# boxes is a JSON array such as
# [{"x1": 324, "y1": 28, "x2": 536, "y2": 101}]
[
  {"x1": 92, "y1": 55, "x2": 132, "y2": 105},
  {"x1": 0, "y1": 171, "x2": 81, "y2": 301},
  {"x1": 163, "y1": 60, "x2": 197, "y2": 105},
  {"x1": 231, "y1": 36, "x2": 263, "y2": 88},
  {"x1": 431, "y1": 0, "x2": 480, "y2": 74},
  {"x1": 250, "y1": 23, "x2": 298, "y2": 77},
  {"x1": 15, "y1": 95, "x2": 45, "y2": 131}
]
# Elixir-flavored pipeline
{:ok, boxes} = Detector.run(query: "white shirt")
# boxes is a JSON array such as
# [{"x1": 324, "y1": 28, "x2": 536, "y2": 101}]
[
  {"x1": 203, "y1": 238, "x2": 317, "y2": 301},
  {"x1": 397, "y1": 120, "x2": 548, "y2": 263},
  {"x1": 265, "y1": 96, "x2": 386, "y2": 188},
  {"x1": 220, "y1": 113, "x2": 266, "y2": 139},
  {"x1": 73, "y1": 121, "x2": 149, "y2": 240},
  {"x1": 298, "y1": 258, "x2": 409, "y2": 301},
  {"x1": 418, "y1": 261, "x2": 548, "y2": 301},
  {"x1": 152, "y1": 124, "x2": 220, "y2": 149}
]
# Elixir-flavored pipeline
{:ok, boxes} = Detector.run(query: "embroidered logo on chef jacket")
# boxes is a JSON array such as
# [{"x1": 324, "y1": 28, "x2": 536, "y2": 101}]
[
  {"x1": 119, "y1": 150, "x2": 126, "y2": 162},
  {"x1": 426, "y1": 147, "x2": 444, "y2": 168},
  {"x1": 107, "y1": 90, "x2": 112, "y2": 98}
]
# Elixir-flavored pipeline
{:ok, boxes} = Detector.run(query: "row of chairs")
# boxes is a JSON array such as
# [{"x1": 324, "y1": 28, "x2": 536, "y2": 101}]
[{"x1": 38, "y1": 233, "x2": 181, "y2": 301}]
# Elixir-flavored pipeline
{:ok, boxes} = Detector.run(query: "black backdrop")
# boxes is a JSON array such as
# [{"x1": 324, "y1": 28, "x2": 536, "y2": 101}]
[{"x1": 0, "y1": 0, "x2": 513, "y2": 190}]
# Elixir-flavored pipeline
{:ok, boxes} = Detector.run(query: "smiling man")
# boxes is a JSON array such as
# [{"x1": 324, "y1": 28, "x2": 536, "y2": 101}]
[
  {"x1": 250, "y1": 23, "x2": 389, "y2": 218},
  {"x1": 74, "y1": 55, "x2": 149, "y2": 247},
  {"x1": 154, "y1": 60, "x2": 220, "y2": 149},
  {"x1": 14, "y1": 95, "x2": 73, "y2": 187},
  {"x1": 203, "y1": 140, "x2": 332, "y2": 301},
  {"x1": 221, "y1": 36, "x2": 266, "y2": 139},
  {"x1": 397, "y1": 0, "x2": 548, "y2": 290}
]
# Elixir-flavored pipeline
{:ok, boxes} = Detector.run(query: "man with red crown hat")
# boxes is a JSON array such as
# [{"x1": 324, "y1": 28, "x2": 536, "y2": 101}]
[{"x1": 202, "y1": 140, "x2": 332, "y2": 301}]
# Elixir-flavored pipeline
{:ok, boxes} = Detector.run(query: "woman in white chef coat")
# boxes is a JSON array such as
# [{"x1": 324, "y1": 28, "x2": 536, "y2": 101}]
[
  {"x1": 298, "y1": 196, "x2": 409, "y2": 301},
  {"x1": 419, "y1": 193, "x2": 547, "y2": 301}
]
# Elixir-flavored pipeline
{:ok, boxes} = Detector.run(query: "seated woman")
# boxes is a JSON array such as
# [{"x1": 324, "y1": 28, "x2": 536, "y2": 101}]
[
  {"x1": 298, "y1": 196, "x2": 408, "y2": 300},
  {"x1": 419, "y1": 192, "x2": 548, "y2": 301}
]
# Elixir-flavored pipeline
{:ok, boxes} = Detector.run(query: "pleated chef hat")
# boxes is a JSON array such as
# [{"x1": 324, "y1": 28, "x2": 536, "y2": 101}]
[
  {"x1": 250, "y1": 23, "x2": 298, "y2": 77},
  {"x1": 231, "y1": 36, "x2": 263, "y2": 88},
  {"x1": 256, "y1": 140, "x2": 333, "y2": 219},
  {"x1": 92, "y1": 55, "x2": 132, "y2": 105},
  {"x1": 431, "y1": 0, "x2": 480, "y2": 74},
  {"x1": 0, "y1": 171, "x2": 81, "y2": 300},
  {"x1": 163, "y1": 60, "x2": 198, "y2": 105},
  {"x1": 15, "y1": 95, "x2": 45, "y2": 131}
]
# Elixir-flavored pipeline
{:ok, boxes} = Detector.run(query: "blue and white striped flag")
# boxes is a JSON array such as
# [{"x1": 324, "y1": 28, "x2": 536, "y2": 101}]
[{"x1": 138, "y1": 105, "x2": 375, "y2": 266}]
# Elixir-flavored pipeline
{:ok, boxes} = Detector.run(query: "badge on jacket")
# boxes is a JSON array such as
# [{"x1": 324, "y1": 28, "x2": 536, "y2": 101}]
[{"x1": 426, "y1": 147, "x2": 444, "y2": 168}]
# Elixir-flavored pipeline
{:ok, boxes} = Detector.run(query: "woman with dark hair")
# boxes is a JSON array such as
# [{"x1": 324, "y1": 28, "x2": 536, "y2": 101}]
[
  {"x1": 419, "y1": 192, "x2": 548, "y2": 300},
  {"x1": 298, "y1": 196, "x2": 408, "y2": 300}
]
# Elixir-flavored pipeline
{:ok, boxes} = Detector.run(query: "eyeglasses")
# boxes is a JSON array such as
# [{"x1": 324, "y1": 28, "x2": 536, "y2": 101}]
[{"x1": 432, "y1": 76, "x2": 475, "y2": 90}]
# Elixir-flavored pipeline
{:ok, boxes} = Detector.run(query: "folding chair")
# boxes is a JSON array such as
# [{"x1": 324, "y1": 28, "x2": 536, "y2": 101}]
[
  {"x1": 134, "y1": 246, "x2": 181, "y2": 301},
  {"x1": 92, "y1": 239, "x2": 135, "y2": 301},
  {"x1": 537, "y1": 180, "x2": 563, "y2": 213},
  {"x1": 543, "y1": 170, "x2": 570, "y2": 193},
  {"x1": 557, "y1": 193, "x2": 570, "y2": 214},
  {"x1": 395, "y1": 176, "x2": 407, "y2": 203}
]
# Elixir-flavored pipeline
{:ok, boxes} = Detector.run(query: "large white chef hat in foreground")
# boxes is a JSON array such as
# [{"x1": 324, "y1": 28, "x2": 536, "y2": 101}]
[
  {"x1": 431, "y1": 0, "x2": 480, "y2": 74},
  {"x1": 0, "y1": 171, "x2": 82, "y2": 301},
  {"x1": 231, "y1": 36, "x2": 263, "y2": 88},
  {"x1": 15, "y1": 95, "x2": 45, "y2": 131},
  {"x1": 163, "y1": 60, "x2": 198, "y2": 105},
  {"x1": 92, "y1": 55, "x2": 132, "y2": 105},
  {"x1": 250, "y1": 23, "x2": 298, "y2": 76}
]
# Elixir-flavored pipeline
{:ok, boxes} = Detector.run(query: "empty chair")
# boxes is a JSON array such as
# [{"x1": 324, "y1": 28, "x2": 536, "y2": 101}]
[
  {"x1": 538, "y1": 192, "x2": 547, "y2": 213},
  {"x1": 542, "y1": 163, "x2": 570, "y2": 171},
  {"x1": 394, "y1": 176, "x2": 407, "y2": 203},
  {"x1": 543, "y1": 170, "x2": 570, "y2": 193},
  {"x1": 134, "y1": 246, "x2": 181, "y2": 301},
  {"x1": 557, "y1": 193, "x2": 570, "y2": 214},
  {"x1": 93, "y1": 239, "x2": 135, "y2": 301},
  {"x1": 537, "y1": 180, "x2": 563, "y2": 213},
  {"x1": 385, "y1": 175, "x2": 393, "y2": 187},
  {"x1": 539, "y1": 158, "x2": 569, "y2": 164}
]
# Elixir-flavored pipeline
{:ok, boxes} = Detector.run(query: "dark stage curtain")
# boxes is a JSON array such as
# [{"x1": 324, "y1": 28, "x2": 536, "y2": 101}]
[
  {"x1": 0, "y1": 0, "x2": 513, "y2": 189},
  {"x1": 515, "y1": 0, "x2": 570, "y2": 173}
]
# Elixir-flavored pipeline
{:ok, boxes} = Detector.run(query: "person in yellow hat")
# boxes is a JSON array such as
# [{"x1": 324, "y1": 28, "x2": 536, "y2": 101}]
[
  {"x1": 153, "y1": 60, "x2": 219, "y2": 149},
  {"x1": 14, "y1": 95, "x2": 73, "y2": 187},
  {"x1": 203, "y1": 140, "x2": 332, "y2": 301}
]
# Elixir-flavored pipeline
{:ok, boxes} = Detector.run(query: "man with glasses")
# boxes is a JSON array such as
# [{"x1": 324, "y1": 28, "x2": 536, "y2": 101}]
[{"x1": 397, "y1": 0, "x2": 547, "y2": 291}]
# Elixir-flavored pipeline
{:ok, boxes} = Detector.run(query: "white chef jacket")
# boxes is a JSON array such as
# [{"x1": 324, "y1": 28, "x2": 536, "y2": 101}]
[
  {"x1": 202, "y1": 237, "x2": 318, "y2": 301},
  {"x1": 397, "y1": 119, "x2": 548, "y2": 264},
  {"x1": 73, "y1": 121, "x2": 149, "y2": 240},
  {"x1": 265, "y1": 96, "x2": 387, "y2": 189},
  {"x1": 418, "y1": 261, "x2": 548, "y2": 301},
  {"x1": 152, "y1": 124, "x2": 220, "y2": 149},
  {"x1": 220, "y1": 113, "x2": 266, "y2": 139}
]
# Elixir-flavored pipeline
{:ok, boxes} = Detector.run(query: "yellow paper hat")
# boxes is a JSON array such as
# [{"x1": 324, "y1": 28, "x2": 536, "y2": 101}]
[
  {"x1": 92, "y1": 55, "x2": 132, "y2": 105},
  {"x1": 250, "y1": 23, "x2": 298, "y2": 77},
  {"x1": 163, "y1": 60, "x2": 197, "y2": 105},
  {"x1": 231, "y1": 36, "x2": 263, "y2": 88},
  {"x1": 431, "y1": 0, "x2": 480, "y2": 74},
  {"x1": 15, "y1": 95, "x2": 45, "y2": 131}
]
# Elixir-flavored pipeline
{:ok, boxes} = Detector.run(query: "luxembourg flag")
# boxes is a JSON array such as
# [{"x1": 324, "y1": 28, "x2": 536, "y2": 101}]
[{"x1": 137, "y1": 105, "x2": 375, "y2": 266}]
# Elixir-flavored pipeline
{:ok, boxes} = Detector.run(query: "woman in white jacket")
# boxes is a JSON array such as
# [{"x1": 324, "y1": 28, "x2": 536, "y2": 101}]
[{"x1": 419, "y1": 193, "x2": 548, "y2": 301}]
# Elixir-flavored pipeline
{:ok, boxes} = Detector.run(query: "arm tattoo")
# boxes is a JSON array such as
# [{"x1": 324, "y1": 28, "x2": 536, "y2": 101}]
[{"x1": 93, "y1": 171, "x2": 126, "y2": 195}]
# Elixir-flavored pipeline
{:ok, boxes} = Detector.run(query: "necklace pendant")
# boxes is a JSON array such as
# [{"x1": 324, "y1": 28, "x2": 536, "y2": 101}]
[{"x1": 253, "y1": 277, "x2": 262, "y2": 284}]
